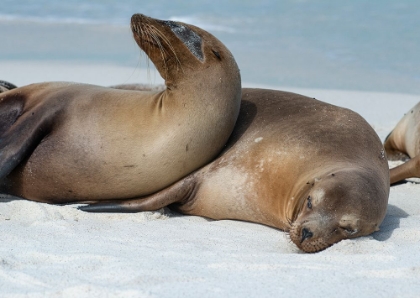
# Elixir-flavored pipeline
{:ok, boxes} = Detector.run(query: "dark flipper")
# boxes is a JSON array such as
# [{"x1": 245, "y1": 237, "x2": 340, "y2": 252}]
[
  {"x1": 0, "y1": 80, "x2": 18, "y2": 91},
  {"x1": 0, "y1": 95, "x2": 24, "y2": 136},
  {"x1": 0, "y1": 99, "x2": 57, "y2": 179},
  {"x1": 78, "y1": 176, "x2": 197, "y2": 213}
]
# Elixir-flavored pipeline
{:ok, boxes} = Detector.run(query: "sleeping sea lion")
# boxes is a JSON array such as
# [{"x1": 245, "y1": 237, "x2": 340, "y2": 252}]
[{"x1": 80, "y1": 88, "x2": 390, "y2": 253}]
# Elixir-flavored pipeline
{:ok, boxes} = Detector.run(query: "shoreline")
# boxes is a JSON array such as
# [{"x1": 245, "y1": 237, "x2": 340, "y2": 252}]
[{"x1": 2, "y1": 18, "x2": 420, "y2": 95}]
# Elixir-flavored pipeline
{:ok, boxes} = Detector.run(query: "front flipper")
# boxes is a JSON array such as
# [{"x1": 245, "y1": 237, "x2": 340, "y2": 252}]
[
  {"x1": 79, "y1": 176, "x2": 197, "y2": 213},
  {"x1": 0, "y1": 99, "x2": 58, "y2": 179}
]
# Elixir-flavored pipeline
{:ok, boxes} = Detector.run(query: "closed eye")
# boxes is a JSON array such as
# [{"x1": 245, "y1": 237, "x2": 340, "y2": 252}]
[
  {"x1": 212, "y1": 49, "x2": 221, "y2": 60},
  {"x1": 307, "y1": 196, "x2": 312, "y2": 209}
]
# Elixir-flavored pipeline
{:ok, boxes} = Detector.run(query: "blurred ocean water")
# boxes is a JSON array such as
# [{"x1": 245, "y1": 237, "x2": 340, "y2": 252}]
[{"x1": 1, "y1": 0, "x2": 419, "y2": 94}]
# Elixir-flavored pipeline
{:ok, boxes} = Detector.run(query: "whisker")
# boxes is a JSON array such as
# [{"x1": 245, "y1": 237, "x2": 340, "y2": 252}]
[
  {"x1": 142, "y1": 24, "x2": 164, "y2": 81},
  {"x1": 141, "y1": 25, "x2": 152, "y2": 82},
  {"x1": 149, "y1": 26, "x2": 183, "y2": 73},
  {"x1": 150, "y1": 27, "x2": 183, "y2": 71},
  {"x1": 146, "y1": 25, "x2": 169, "y2": 79}
]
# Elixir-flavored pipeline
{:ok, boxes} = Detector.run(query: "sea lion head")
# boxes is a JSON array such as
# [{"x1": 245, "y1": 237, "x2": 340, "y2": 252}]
[
  {"x1": 289, "y1": 168, "x2": 388, "y2": 253},
  {"x1": 130, "y1": 14, "x2": 239, "y2": 85}
]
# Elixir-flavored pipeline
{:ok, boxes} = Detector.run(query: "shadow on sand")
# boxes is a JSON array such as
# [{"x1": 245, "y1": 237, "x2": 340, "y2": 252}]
[
  {"x1": 372, "y1": 204, "x2": 408, "y2": 241},
  {"x1": 0, "y1": 193, "x2": 23, "y2": 203}
]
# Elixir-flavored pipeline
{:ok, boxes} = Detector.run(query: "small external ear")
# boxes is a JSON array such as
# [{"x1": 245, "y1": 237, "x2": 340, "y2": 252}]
[{"x1": 375, "y1": 226, "x2": 380, "y2": 232}]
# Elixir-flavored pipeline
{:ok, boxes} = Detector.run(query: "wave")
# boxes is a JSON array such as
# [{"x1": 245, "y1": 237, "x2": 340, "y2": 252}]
[
  {"x1": 0, "y1": 13, "x2": 236, "y2": 33},
  {"x1": 0, "y1": 13, "x2": 126, "y2": 26}
]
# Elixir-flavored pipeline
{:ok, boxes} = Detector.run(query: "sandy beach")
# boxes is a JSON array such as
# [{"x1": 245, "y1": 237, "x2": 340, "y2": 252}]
[{"x1": 1, "y1": 16, "x2": 420, "y2": 297}]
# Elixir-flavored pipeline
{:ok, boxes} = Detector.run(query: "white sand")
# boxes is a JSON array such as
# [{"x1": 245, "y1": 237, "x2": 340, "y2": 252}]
[{"x1": 1, "y1": 61, "x2": 420, "y2": 297}]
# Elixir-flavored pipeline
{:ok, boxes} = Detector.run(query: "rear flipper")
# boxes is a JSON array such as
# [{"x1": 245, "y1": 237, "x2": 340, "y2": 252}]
[
  {"x1": 78, "y1": 176, "x2": 197, "y2": 212},
  {"x1": 390, "y1": 155, "x2": 420, "y2": 184},
  {"x1": 0, "y1": 80, "x2": 17, "y2": 93}
]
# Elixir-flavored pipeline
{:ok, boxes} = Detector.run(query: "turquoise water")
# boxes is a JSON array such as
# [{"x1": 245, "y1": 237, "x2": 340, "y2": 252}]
[{"x1": 1, "y1": 0, "x2": 419, "y2": 94}]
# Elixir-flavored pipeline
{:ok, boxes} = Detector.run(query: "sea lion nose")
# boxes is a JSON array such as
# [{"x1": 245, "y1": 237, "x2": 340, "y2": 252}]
[
  {"x1": 131, "y1": 13, "x2": 144, "y2": 21},
  {"x1": 301, "y1": 228, "x2": 313, "y2": 243}
]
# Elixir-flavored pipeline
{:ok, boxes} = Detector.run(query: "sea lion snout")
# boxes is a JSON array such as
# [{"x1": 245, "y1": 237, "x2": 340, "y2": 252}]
[
  {"x1": 290, "y1": 214, "x2": 354, "y2": 253},
  {"x1": 300, "y1": 227, "x2": 313, "y2": 243},
  {"x1": 130, "y1": 13, "x2": 144, "y2": 25}
]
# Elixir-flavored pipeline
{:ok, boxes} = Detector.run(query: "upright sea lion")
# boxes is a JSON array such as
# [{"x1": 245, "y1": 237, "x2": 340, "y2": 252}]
[
  {"x1": 384, "y1": 101, "x2": 420, "y2": 184},
  {"x1": 80, "y1": 88, "x2": 390, "y2": 253},
  {"x1": 0, "y1": 14, "x2": 241, "y2": 202}
]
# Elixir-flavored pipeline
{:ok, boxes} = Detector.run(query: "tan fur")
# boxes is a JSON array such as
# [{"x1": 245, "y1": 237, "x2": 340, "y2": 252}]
[
  {"x1": 0, "y1": 14, "x2": 241, "y2": 203},
  {"x1": 384, "y1": 102, "x2": 420, "y2": 184},
  {"x1": 83, "y1": 88, "x2": 390, "y2": 253}
]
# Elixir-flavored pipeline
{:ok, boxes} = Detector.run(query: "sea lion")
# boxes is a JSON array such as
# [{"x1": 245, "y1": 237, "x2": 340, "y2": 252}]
[
  {"x1": 80, "y1": 88, "x2": 390, "y2": 253},
  {"x1": 0, "y1": 80, "x2": 17, "y2": 93},
  {"x1": 0, "y1": 14, "x2": 241, "y2": 203},
  {"x1": 384, "y1": 101, "x2": 420, "y2": 184}
]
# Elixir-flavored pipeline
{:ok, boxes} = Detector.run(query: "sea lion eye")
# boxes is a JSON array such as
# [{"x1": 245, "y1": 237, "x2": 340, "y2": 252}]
[
  {"x1": 307, "y1": 196, "x2": 312, "y2": 209},
  {"x1": 212, "y1": 50, "x2": 221, "y2": 60}
]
